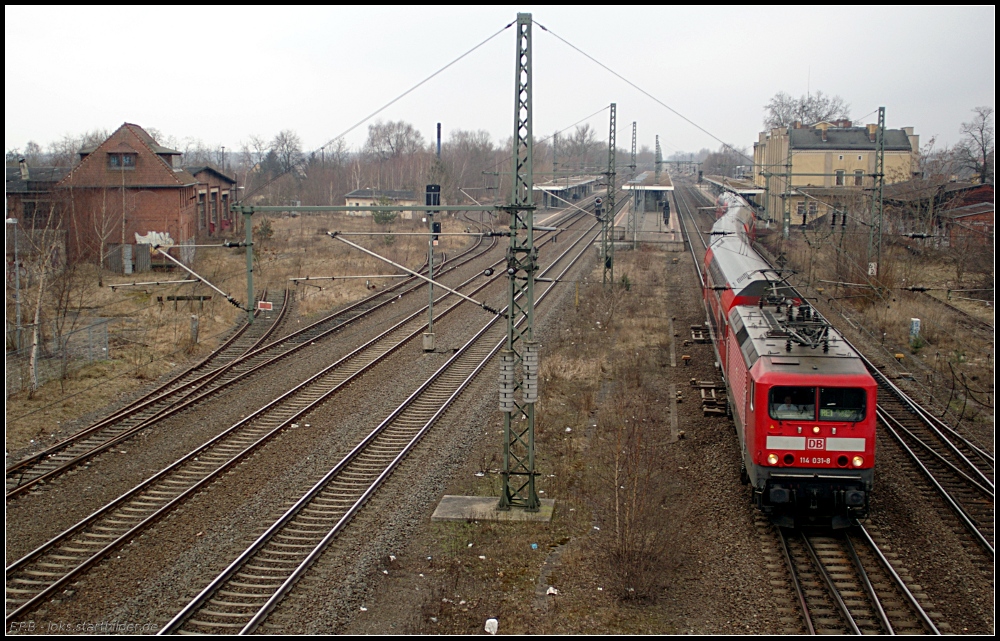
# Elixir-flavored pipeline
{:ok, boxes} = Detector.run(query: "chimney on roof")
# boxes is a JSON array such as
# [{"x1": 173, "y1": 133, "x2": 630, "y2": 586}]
[
  {"x1": 867, "y1": 123, "x2": 877, "y2": 143},
  {"x1": 821, "y1": 128, "x2": 827, "y2": 142},
  {"x1": 19, "y1": 158, "x2": 28, "y2": 181},
  {"x1": 793, "y1": 121, "x2": 801, "y2": 129}
]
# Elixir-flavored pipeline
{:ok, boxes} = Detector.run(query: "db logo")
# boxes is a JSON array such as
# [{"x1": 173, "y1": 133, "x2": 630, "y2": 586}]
[{"x1": 807, "y1": 438, "x2": 825, "y2": 450}]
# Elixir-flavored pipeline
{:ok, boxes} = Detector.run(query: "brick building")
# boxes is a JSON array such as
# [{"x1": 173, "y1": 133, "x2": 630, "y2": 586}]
[
  {"x1": 55, "y1": 123, "x2": 201, "y2": 264},
  {"x1": 186, "y1": 166, "x2": 237, "y2": 236},
  {"x1": 883, "y1": 180, "x2": 994, "y2": 242},
  {"x1": 5, "y1": 160, "x2": 70, "y2": 271},
  {"x1": 5, "y1": 160, "x2": 69, "y2": 228},
  {"x1": 940, "y1": 201, "x2": 994, "y2": 246}
]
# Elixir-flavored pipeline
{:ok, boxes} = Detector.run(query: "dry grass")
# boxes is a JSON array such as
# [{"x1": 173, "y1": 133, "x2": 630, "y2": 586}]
[
  {"x1": 5, "y1": 211, "x2": 473, "y2": 452},
  {"x1": 758, "y1": 224, "x2": 994, "y2": 428},
  {"x1": 422, "y1": 243, "x2": 681, "y2": 633}
]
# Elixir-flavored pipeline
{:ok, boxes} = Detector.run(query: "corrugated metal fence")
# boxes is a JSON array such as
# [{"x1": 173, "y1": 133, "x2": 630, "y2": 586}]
[{"x1": 103, "y1": 240, "x2": 195, "y2": 274}]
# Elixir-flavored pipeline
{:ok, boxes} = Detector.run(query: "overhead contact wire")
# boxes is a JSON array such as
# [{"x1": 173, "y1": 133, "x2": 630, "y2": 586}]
[
  {"x1": 535, "y1": 21, "x2": 749, "y2": 161},
  {"x1": 245, "y1": 21, "x2": 514, "y2": 200}
]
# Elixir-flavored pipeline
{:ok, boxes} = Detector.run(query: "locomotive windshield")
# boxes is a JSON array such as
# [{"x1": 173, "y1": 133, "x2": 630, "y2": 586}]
[
  {"x1": 818, "y1": 387, "x2": 867, "y2": 422},
  {"x1": 769, "y1": 386, "x2": 815, "y2": 420},
  {"x1": 769, "y1": 386, "x2": 867, "y2": 421}
]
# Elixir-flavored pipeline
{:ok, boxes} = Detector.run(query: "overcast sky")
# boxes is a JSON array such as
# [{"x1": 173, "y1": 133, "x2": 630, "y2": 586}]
[{"x1": 5, "y1": 6, "x2": 995, "y2": 160}]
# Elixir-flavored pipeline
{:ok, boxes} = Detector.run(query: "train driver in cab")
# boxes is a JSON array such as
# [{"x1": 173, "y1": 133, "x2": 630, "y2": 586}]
[{"x1": 772, "y1": 391, "x2": 814, "y2": 420}]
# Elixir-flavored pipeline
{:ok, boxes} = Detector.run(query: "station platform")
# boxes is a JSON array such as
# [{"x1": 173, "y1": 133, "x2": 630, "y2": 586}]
[{"x1": 612, "y1": 181, "x2": 684, "y2": 251}]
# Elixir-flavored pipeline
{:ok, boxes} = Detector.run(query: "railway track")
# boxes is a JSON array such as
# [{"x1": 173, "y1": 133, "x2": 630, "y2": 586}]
[
  {"x1": 4, "y1": 208, "x2": 600, "y2": 624},
  {"x1": 5, "y1": 198, "x2": 597, "y2": 503},
  {"x1": 774, "y1": 521, "x2": 941, "y2": 635},
  {"x1": 4, "y1": 232, "x2": 502, "y2": 501},
  {"x1": 4, "y1": 289, "x2": 289, "y2": 499},
  {"x1": 158, "y1": 202, "x2": 608, "y2": 634},
  {"x1": 915, "y1": 289, "x2": 994, "y2": 335},
  {"x1": 871, "y1": 367, "x2": 994, "y2": 558}
]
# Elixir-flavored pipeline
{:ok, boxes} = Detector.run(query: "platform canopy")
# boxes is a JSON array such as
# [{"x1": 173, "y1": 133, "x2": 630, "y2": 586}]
[
  {"x1": 704, "y1": 175, "x2": 764, "y2": 196},
  {"x1": 622, "y1": 171, "x2": 674, "y2": 191},
  {"x1": 532, "y1": 176, "x2": 598, "y2": 192}
]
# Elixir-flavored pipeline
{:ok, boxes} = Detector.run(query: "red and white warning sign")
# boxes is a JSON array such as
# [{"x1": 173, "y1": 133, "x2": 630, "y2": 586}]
[{"x1": 257, "y1": 301, "x2": 273, "y2": 311}]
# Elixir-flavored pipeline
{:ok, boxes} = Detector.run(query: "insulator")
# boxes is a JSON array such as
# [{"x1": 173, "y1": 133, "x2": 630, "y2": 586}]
[
  {"x1": 523, "y1": 342, "x2": 539, "y2": 404},
  {"x1": 785, "y1": 339, "x2": 792, "y2": 352},
  {"x1": 499, "y1": 350, "x2": 516, "y2": 413}
]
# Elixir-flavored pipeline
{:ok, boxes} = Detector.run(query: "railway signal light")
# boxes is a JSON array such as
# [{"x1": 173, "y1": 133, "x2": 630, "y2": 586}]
[
  {"x1": 431, "y1": 221, "x2": 441, "y2": 243},
  {"x1": 425, "y1": 184, "x2": 441, "y2": 213}
]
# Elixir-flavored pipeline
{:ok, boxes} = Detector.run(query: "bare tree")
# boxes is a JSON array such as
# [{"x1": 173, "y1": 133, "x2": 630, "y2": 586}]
[
  {"x1": 22, "y1": 141, "x2": 43, "y2": 165},
  {"x1": 440, "y1": 129, "x2": 498, "y2": 203},
  {"x1": 955, "y1": 106, "x2": 994, "y2": 184},
  {"x1": 23, "y1": 201, "x2": 64, "y2": 395},
  {"x1": 178, "y1": 137, "x2": 216, "y2": 166},
  {"x1": 237, "y1": 135, "x2": 272, "y2": 197},
  {"x1": 764, "y1": 90, "x2": 851, "y2": 129},
  {"x1": 701, "y1": 144, "x2": 750, "y2": 178},
  {"x1": 324, "y1": 137, "x2": 350, "y2": 168},
  {"x1": 364, "y1": 121, "x2": 425, "y2": 162},
  {"x1": 563, "y1": 124, "x2": 601, "y2": 169},
  {"x1": 271, "y1": 129, "x2": 304, "y2": 173},
  {"x1": 44, "y1": 129, "x2": 111, "y2": 167}
]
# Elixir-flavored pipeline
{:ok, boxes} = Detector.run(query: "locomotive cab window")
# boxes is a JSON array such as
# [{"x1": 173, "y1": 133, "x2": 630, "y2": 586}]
[
  {"x1": 819, "y1": 387, "x2": 866, "y2": 422},
  {"x1": 769, "y1": 386, "x2": 815, "y2": 420}
]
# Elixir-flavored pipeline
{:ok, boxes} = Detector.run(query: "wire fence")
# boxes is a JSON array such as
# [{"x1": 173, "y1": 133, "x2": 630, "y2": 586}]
[{"x1": 5, "y1": 318, "x2": 111, "y2": 396}]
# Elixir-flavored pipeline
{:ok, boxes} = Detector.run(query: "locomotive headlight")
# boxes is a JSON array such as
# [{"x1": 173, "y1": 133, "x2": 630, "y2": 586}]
[
  {"x1": 852, "y1": 455, "x2": 864, "y2": 467},
  {"x1": 812, "y1": 426, "x2": 821, "y2": 434},
  {"x1": 767, "y1": 453, "x2": 779, "y2": 465}
]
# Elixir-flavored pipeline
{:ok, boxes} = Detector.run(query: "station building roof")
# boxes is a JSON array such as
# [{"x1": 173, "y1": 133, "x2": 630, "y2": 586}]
[
  {"x1": 789, "y1": 127, "x2": 912, "y2": 152},
  {"x1": 622, "y1": 171, "x2": 673, "y2": 191},
  {"x1": 344, "y1": 188, "x2": 417, "y2": 201}
]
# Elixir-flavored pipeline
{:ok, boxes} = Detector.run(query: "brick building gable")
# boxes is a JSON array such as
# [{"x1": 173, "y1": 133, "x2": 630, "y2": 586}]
[{"x1": 57, "y1": 123, "x2": 197, "y2": 189}]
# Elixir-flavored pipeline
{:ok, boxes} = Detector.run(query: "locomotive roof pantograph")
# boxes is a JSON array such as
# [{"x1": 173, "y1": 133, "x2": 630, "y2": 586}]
[{"x1": 731, "y1": 304, "x2": 867, "y2": 376}]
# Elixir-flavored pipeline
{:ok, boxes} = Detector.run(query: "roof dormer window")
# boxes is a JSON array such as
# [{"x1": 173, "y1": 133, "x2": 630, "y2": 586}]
[{"x1": 108, "y1": 153, "x2": 136, "y2": 170}]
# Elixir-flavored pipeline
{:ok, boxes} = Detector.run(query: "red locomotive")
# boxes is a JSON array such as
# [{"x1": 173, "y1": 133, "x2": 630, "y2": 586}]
[{"x1": 703, "y1": 193, "x2": 875, "y2": 528}]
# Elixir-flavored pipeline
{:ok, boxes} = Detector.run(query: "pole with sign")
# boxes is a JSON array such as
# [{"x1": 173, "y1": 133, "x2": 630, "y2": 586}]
[{"x1": 424, "y1": 184, "x2": 440, "y2": 352}]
